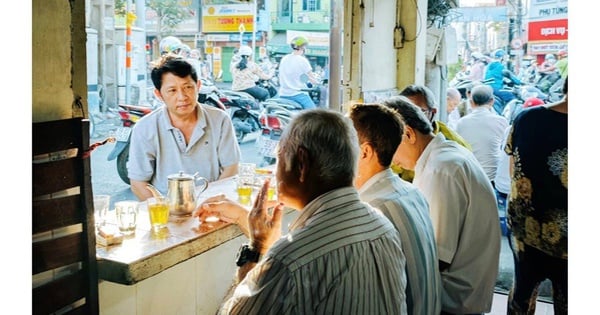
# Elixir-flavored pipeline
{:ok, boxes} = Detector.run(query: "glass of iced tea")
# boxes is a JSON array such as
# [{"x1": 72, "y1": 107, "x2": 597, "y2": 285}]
[
  {"x1": 147, "y1": 196, "x2": 170, "y2": 232},
  {"x1": 237, "y1": 179, "x2": 253, "y2": 206}
]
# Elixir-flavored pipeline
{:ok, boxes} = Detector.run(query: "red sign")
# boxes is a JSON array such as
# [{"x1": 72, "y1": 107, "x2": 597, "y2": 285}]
[{"x1": 528, "y1": 19, "x2": 568, "y2": 42}]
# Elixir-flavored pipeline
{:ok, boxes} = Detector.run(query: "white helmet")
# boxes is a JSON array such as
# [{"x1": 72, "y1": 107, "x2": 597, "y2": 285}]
[
  {"x1": 159, "y1": 36, "x2": 183, "y2": 55},
  {"x1": 238, "y1": 45, "x2": 253, "y2": 57}
]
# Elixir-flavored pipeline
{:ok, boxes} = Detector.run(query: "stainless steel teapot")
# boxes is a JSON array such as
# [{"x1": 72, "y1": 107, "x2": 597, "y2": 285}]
[
  {"x1": 165, "y1": 171, "x2": 209, "y2": 216},
  {"x1": 147, "y1": 172, "x2": 208, "y2": 216}
]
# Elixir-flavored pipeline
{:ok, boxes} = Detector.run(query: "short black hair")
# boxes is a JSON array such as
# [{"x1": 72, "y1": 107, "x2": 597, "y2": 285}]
[
  {"x1": 150, "y1": 54, "x2": 198, "y2": 90},
  {"x1": 349, "y1": 103, "x2": 404, "y2": 168}
]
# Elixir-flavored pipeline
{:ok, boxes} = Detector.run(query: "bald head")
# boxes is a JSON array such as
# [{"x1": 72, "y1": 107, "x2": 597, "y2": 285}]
[{"x1": 446, "y1": 88, "x2": 462, "y2": 113}]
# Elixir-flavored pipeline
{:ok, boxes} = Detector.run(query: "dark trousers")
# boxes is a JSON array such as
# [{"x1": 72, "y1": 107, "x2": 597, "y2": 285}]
[
  {"x1": 242, "y1": 86, "x2": 270, "y2": 102},
  {"x1": 507, "y1": 241, "x2": 568, "y2": 314}
]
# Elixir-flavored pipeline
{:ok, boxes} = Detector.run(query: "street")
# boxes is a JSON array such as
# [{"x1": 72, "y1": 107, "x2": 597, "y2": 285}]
[{"x1": 89, "y1": 114, "x2": 265, "y2": 208}]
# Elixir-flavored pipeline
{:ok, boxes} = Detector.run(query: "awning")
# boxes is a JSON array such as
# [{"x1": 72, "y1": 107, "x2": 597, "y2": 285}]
[{"x1": 266, "y1": 33, "x2": 329, "y2": 57}]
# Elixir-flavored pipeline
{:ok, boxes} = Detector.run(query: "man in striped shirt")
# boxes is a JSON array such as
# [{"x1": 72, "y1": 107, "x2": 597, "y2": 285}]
[
  {"x1": 213, "y1": 109, "x2": 408, "y2": 314},
  {"x1": 349, "y1": 103, "x2": 442, "y2": 315}
]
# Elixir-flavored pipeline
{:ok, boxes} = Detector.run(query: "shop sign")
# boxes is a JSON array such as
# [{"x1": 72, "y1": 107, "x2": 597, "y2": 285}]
[
  {"x1": 528, "y1": 0, "x2": 568, "y2": 21},
  {"x1": 527, "y1": 41, "x2": 568, "y2": 55},
  {"x1": 528, "y1": 18, "x2": 568, "y2": 42},
  {"x1": 202, "y1": 4, "x2": 254, "y2": 33}
]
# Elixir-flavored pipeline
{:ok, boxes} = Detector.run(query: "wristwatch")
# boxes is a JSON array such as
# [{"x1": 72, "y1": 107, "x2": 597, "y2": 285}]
[{"x1": 235, "y1": 244, "x2": 261, "y2": 267}]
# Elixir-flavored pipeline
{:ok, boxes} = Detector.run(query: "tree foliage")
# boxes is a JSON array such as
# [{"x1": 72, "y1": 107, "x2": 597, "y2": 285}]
[{"x1": 114, "y1": 0, "x2": 193, "y2": 38}]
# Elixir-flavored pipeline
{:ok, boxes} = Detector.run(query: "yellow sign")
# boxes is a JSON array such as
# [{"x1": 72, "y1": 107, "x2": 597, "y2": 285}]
[
  {"x1": 202, "y1": 15, "x2": 254, "y2": 33},
  {"x1": 202, "y1": 4, "x2": 254, "y2": 33}
]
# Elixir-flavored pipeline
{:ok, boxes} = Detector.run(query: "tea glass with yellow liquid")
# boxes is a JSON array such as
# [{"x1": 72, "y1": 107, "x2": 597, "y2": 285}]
[
  {"x1": 256, "y1": 168, "x2": 277, "y2": 201},
  {"x1": 147, "y1": 196, "x2": 170, "y2": 232},
  {"x1": 237, "y1": 179, "x2": 254, "y2": 206}
]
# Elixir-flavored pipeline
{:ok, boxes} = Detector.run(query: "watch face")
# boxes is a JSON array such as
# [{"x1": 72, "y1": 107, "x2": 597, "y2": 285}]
[{"x1": 236, "y1": 244, "x2": 260, "y2": 267}]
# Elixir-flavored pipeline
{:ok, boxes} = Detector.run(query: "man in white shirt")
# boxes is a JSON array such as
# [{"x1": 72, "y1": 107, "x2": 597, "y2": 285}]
[
  {"x1": 278, "y1": 36, "x2": 321, "y2": 109},
  {"x1": 455, "y1": 84, "x2": 509, "y2": 183},
  {"x1": 383, "y1": 95, "x2": 501, "y2": 315}
]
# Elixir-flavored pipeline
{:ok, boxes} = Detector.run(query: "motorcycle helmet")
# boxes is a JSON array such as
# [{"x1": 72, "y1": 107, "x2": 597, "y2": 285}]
[
  {"x1": 290, "y1": 36, "x2": 309, "y2": 50},
  {"x1": 238, "y1": 45, "x2": 253, "y2": 57},
  {"x1": 557, "y1": 49, "x2": 567, "y2": 57},
  {"x1": 180, "y1": 44, "x2": 191, "y2": 56},
  {"x1": 523, "y1": 97, "x2": 544, "y2": 108},
  {"x1": 159, "y1": 36, "x2": 183, "y2": 55},
  {"x1": 493, "y1": 49, "x2": 506, "y2": 59},
  {"x1": 545, "y1": 53, "x2": 556, "y2": 61}
]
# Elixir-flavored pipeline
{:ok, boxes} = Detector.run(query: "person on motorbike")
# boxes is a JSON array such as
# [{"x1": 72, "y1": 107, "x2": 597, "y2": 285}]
[
  {"x1": 159, "y1": 36, "x2": 184, "y2": 56},
  {"x1": 484, "y1": 49, "x2": 522, "y2": 114},
  {"x1": 278, "y1": 36, "x2": 322, "y2": 109},
  {"x1": 128, "y1": 54, "x2": 241, "y2": 201},
  {"x1": 230, "y1": 45, "x2": 274, "y2": 102},
  {"x1": 466, "y1": 52, "x2": 488, "y2": 82}
]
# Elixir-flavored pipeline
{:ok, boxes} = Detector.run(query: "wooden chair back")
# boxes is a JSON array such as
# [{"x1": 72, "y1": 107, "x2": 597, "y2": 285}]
[{"x1": 32, "y1": 118, "x2": 99, "y2": 315}]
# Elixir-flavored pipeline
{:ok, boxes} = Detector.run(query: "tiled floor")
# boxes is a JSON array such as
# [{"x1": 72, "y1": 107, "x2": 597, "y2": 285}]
[{"x1": 489, "y1": 292, "x2": 554, "y2": 314}]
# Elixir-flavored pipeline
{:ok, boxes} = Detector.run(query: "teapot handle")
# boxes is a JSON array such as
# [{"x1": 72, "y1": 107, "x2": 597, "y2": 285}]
[{"x1": 194, "y1": 176, "x2": 209, "y2": 196}]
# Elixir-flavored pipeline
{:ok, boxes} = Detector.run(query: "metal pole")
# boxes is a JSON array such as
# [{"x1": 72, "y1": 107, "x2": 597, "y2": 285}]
[
  {"x1": 251, "y1": 0, "x2": 257, "y2": 61},
  {"x1": 125, "y1": 0, "x2": 133, "y2": 104},
  {"x1": 328, "y1": 0, "x2": 343, "y2": 110}
]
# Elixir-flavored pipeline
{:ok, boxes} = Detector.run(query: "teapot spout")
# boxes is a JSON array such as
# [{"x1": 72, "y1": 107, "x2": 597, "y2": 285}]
[{"x1": 146, "y1": 184, "x2": 164, "y2": 199}]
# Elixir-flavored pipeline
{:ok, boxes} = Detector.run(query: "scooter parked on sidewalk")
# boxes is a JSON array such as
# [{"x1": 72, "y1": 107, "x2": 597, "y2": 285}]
[
  {"x1": 107, "y1": 103, "x2": 156, "y2": 184},
  {"x1": 255, "y1": 99, "x2": 303, "y2": 166}
]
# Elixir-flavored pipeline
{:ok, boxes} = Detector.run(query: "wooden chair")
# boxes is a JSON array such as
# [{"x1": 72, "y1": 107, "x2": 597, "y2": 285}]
[{"x1": 32, "y1": 118, "x2": 99, "y2": 315}]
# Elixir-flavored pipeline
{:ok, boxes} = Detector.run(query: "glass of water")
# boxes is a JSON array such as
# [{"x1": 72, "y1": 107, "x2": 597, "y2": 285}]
[
  {"x1": 115, "y1": 200, "x2": 139, "y2": 235},
  {"x1": 93, "y1": 195, "x2": 111, "y2": 228}
]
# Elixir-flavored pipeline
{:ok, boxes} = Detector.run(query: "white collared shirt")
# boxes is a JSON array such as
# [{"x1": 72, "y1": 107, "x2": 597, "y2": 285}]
[{"x1": 413, "y1": 133, "x2": 501, "y2": 314}]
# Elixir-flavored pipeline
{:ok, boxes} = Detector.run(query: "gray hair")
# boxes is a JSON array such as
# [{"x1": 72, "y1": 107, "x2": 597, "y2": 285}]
[
  {"x1": 470, "y1": 85, "x2": 494, "y2": 106},
  {"x1": 447, "y1": 87, "x2": 461, "y2": 102},
  {"x1": 382, "y1": 96, "x2": 434, "y2": 135},
  {"x1": 399, "y1": 84, "x2": 438, "y2": 110},
  {"x1": 280, "y1": 109, "x2": 359, "y2": 184}
]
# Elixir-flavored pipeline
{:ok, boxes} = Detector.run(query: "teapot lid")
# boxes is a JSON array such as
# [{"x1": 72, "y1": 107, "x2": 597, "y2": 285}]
[{"x1": 167, "y1": 171, "x2": 194, "y2": 181}]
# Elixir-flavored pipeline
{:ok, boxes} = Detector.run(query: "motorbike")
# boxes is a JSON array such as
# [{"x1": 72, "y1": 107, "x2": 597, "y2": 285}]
[
  {"x1": 107, "y1": 103, "x2": 156, "y2": 184},
  {"x1": 198, "y1": 78, "x2": 227, "y2": 111},
  {"x1": 215, "y1": 89, "x2": 262, "y2": 143},
  {"x1": 255, "y1": 98, "x2": 304, "y2": 166}
]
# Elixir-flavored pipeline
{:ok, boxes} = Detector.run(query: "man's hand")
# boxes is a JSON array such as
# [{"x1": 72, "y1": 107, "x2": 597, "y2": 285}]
[
  {"x1": 248, "y1": 179, "x2": 284, "y2": 254},
  {"x1": 193, "y1": 194, "x2": 251, "y2": 235}
]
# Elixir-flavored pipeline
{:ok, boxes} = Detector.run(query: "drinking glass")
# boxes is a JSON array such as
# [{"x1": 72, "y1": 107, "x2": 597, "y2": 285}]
[
  {"x1": 115, "y1": 200, "x2": 139, "y2": 235},
  {"x1": 147, "y1": 196, "x2": 170, "y2": 232},
  {"x1": 236, "y1": 177, "x2": 254, "y2": 206},
  {"x1": 93, "y1": 195, "x2": 111, "y2": 228}
]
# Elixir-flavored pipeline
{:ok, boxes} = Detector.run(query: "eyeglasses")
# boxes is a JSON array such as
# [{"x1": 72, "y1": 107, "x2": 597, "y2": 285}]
[{"x1": 420, "y1": 107, "x2": 435, "y2": 121}]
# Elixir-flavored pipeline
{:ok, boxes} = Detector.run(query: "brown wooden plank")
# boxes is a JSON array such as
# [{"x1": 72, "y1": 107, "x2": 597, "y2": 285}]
[
  {"x1": 32, "y1": 195, "x2": 83, "y2": 234},
  {"x1": 33, "y1": 233, "x2": 83, "y2": 274},
  {"x1": 32, "y1": 118, "x2": 98, "y2": 314},
  {"x1": 32, "y1": 270, "x2": 86, "y2": 315},
  {"x1": 32, "y1": 118, "x2": 83, "y2": 156},
  {"x1": 33, "y1": 158, "x2": 82, "y2": 197}
]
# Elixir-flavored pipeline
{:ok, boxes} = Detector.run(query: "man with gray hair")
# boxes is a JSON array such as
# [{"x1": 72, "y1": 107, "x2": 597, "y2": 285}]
[
  {"x1": 446, "y1": 87, "x2": 463, "y2": 130},
  {"x1": 198, "y1": 109, "x2": 409, "y2": 314},
  {"x1": 383, "y1": 96, "x2": 500, "y2": 315},
  {"x1": 456, "y1": 84, "x2": 509, "y2": 183}
]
